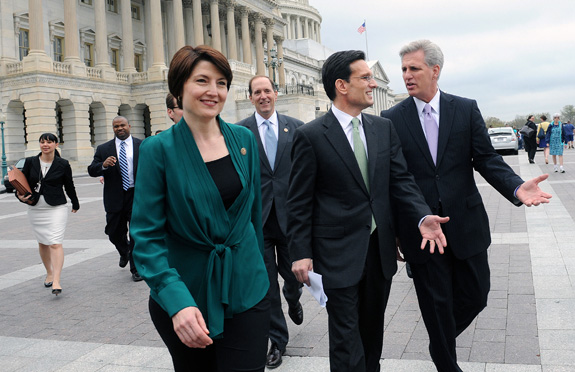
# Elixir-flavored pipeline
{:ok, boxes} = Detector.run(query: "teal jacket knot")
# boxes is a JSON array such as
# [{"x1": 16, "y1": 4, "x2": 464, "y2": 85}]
[{"x1": 205, "y1": 243, "x2": 233, "y2": 339}]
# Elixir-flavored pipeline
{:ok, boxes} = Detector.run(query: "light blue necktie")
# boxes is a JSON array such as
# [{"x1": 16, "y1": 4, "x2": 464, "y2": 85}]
[
  {"x1": 423, "y1": 104, "x2": 439, "y2": 164},
  {"x1": 119, "y1": 141, "x2": 130, "y2": 190},
  {"x1": 263, "y1": 120, "x2": 277, "y2": 170}
]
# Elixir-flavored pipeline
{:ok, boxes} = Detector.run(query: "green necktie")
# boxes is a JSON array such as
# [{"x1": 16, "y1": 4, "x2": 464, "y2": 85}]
[{"x1": 352, "y1": 118, "x2": 376, "y2": 233}]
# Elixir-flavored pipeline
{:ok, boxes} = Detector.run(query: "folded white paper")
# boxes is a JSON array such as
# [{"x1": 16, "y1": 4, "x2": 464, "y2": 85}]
[{"x1": 304, "y1": 271, "x2": 328, "y2": 307}]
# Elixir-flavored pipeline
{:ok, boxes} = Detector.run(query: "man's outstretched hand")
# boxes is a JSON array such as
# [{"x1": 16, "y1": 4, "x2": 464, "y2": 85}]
[
  {"x1": 516, "y1": 174, "x2": 552, "y2": 206},
  {"x1": 420, "y1": 215, "x2": 450, "y2": 254}
]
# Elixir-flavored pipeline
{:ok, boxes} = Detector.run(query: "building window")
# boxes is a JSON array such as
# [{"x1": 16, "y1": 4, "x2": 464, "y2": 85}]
[
  {"x1": 111, "y1": 48, "x2": 120, "y2": 71},
  {"x1": 131, "y1": 5, "x2": 141, "y2": 20},
  {"x1": 53, "y1": 36, "x2": 65, "y2": 62},
  {"x1": 80, "y1": 0, "x2": 92, "y2": 5},
  {"x1": 84, "y1": 43, "x2": 94, "y2": 66},
  {"x1": 134, "y1": 53, "x2": 143, "y2": 72},
  {"x1": 19, "y1": 29, "x2": 30, "y2": 60},
  {"x1": 107, "y1": 0, "x2": 117, "y2": 13}
]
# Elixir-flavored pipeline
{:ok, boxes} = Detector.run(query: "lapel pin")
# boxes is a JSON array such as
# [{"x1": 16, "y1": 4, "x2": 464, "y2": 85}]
[
  {"x1": 241, "y1": 148, "x2": 247, "y2": 155},
  {"x1": 284, "y1": 128, "x2": 289, "y2": 133}
]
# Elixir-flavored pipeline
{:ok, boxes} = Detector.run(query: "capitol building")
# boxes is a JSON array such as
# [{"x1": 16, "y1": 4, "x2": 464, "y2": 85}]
[{"x1": 0, "y1": 0, "x2": 397, "y2": 171}]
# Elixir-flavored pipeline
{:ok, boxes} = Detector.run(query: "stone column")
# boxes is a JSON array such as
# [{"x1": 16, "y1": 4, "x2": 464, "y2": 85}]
[
  {"x1": 120, "y1": 0, "x2": 136, "y2": 72},
  {"x1": 226, "y1": 1, "x2": 237, "y2": 60},
  {"x1": 240, "y1": 7, "x2": 251, "y2": 65},
  {"x1": 296, "y1": 16, "x2": 302, "y2": 39},
  {"x1": 210, "y1": 0, "x2": 221, "y2": 51},
  {"x1": 172, "y1": 0, "x2": 186, "y2": 51},
  {"x1": 265, "y1": 19, "x2": 274, "y2": 81},
  {"x1": 94, "y1": 0, "x2": 109, "y2": 67},
  {"x1": 0, "y1": 1, "x2": 17, "y2": 65},
  {"x1": 219, "y1": 15, "x2": 227, "y2": 57},
  {"x1": 192, "y1": 0, "x2": 204, "y2": 45},
  {"x1": 148, "y1": 0, "x2": 167, "y2": 80},
  {"x1": 22, "y1": 93, "x2": 58, "y2": 154},
  {"x1": 184, "y1": 2, "x2": 194, "y2": 45},
  {"x1": 254, "y1": 14, "x2": 265, "y2": 75},
  {"x1": 276, "y1": 36, "x2": 285, "y2": 87},
  {"x1": 304, "y1": 18, "x2": 310, "y2": 39},
  {"x1": 22, "y1": 0, "x2": 52, "y2": 72},
  {"x1": 63, "y1": 0, "x2": 86, "y2": 75},
  {"x1": 318, "y1": 23, "x2": 321, "y2": 43},
  {"x1": 285, "y1": 14, "x2": 291, "y2": 39}
]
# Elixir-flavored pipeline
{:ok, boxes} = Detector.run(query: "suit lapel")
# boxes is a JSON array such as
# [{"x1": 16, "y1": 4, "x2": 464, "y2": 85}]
[
  {"x1": 401, "y1": 98, "x2": 435, "y2": 168},
  {"x1": 323, "y1": 110, "x2": 369, "y2": 195},
  {"x1": 437, "y1": 92, "x2": 454, "y2": 167},
  {"x1": 362, "y1": 114, "x2": 378, "y2": 190},
  {"x1": 275, "y1": 114, "x2": 290, "y2": 170},
  {"x1": 246, "y1": 115, "x2": 271, "y2": 172}
]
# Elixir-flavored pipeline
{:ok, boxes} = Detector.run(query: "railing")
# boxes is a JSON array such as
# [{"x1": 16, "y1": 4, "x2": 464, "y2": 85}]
[
  {"x1": 5, "y1": 62, "x2": 23, "y2": 75},
  {"x1": 236, "y1": 83, "x2": 315, "y2": 100},
  {"x1": 116, "y1": 71, "x2": 129, "y2": 83},
  {"x1": 229, "y1": 60, "x2": 256, "y2": 75},
  {"x1": 132, "y1": 71, "x2": 148, "y2": 83},
  {"x1": 86, "y1": 66, "x2": 102, "y2": 79},
  {"x1": 52, "y1": 61, "x2": 71, "y2": 74}
]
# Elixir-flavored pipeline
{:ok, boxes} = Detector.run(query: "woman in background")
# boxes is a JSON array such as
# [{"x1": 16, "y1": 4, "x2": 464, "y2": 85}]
[
  {"x1": 131, "y1": 45, "x2": 269, "y2": 372},
  {"x1": 537, "y1": 115, "x2": 551, "y2": 163},
  {"x1": 16, "y1": 133, "x2": 79, "y2": 296},
  {"x1": 545, "y1": 113, "x2": 566, "y2": 173}
]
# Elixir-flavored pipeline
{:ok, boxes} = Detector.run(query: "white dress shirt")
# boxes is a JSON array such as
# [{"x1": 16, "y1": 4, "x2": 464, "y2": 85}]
[
  {"x1": 331, "y1": 104, "x2": 368, "y2": 159},
  {"x1": 255, "y1": 111, "x2": 279, "y2": 157}
]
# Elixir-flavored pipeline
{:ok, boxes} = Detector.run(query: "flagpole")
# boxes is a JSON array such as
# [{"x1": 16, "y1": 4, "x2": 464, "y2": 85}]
[{"x1": 364, "y1": 19, "x2": 369, "y2": 60}]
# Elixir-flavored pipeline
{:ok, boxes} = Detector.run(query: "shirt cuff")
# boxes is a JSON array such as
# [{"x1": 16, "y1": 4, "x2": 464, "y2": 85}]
[{"x1": 418, "y1": 215, "x2": 428, "y2": 228}]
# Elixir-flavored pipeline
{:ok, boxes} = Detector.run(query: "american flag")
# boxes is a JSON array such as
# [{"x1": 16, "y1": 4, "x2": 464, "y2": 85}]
[{"x1": 357, "y1": 22, "x2": 366, "y2": 34}]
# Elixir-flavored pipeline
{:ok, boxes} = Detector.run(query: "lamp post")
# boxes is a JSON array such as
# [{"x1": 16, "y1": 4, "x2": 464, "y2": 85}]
[
  {"x1": 263, "y1": 48, "x2": 283, "y2": 89},
  {"x1": 0, "y1": 112, "x2": 7, "y2": 181}
]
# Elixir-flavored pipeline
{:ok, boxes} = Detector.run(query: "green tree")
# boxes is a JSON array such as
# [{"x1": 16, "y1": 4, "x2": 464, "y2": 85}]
[
  {"x1": 561, "y1": 105, "x2": 575, "y2": 123},
  {"x1": 508, "y1": 115, "x2": 527, "y2": 129},
  {"x1": 484, "y1": 116, "x2": 504, "y2": 128}
]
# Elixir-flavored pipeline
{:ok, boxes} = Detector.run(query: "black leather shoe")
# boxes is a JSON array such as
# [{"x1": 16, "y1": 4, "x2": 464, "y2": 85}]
[
  {"x1": 119, "y1": 255, "x2": 129, "y2": 268},
  {"x1": 288, "y1": 302, "x2": 304, "y2": 325},
  {"x1": 266, "y1": 344, "x2": 284, "y2": 369},
  {"x1": 132, "y1": 272, "x2": 143, "y2": 282},
  {"x1": 405, "y1": 262, "x2": 413, "y2": 279}
]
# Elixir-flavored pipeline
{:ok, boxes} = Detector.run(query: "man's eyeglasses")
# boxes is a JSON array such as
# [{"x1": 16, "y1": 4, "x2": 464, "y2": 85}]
[{"x1": 351, "y1": 75, "x2": 375, "y2": 83}]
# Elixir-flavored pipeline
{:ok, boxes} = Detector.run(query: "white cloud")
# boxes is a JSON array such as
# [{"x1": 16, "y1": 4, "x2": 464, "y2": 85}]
[{"x1": 309, "y1": 0, "x2": 575, "y2": 121}]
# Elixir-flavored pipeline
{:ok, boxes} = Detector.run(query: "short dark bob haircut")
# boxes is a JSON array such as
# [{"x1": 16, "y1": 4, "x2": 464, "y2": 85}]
[
  {"x1": 39, "y1": 132, "x2": 59, "y2": 143},
  {"x1": 322, "y1": 50, "x2": 365, "y2": 101},
  {"x1": 168, "y1": 45, "x2": 233, "y2": 108}
]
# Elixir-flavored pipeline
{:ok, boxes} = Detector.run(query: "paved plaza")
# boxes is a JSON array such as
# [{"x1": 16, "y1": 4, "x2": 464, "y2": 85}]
[{"x1": 1, "y1": 148, "x2": 575, "y2": 372}]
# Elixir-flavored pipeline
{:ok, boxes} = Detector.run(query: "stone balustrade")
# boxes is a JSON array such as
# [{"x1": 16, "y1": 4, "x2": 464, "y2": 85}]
[{"x1": 53, "y1": 61, "x2": 71, "y2": 74}]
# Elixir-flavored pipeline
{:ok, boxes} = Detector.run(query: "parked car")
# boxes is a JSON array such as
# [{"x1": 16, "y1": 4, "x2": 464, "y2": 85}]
[
  {"x1": 3, "y1": 158, "x2": 26, "y2": 193},
  {"x1": 488, "y1": 127, "x2": 518, "y2": 155}
]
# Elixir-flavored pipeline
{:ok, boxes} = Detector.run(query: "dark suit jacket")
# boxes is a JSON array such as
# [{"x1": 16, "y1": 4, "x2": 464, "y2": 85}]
[
  {"x1": 87, "y1": 136, "x2": 142, "y2": 213},
  {"x1": 287, "y1": 110, "x2": 431, "y2": 289},
  {"x1": 21, "y1": 154, "x2": 79, "y2": 210},
  {"x1": 381, "y1": 92, "x2": 523, "y2": 264},
  {"x1": 237, "y1": 112, "x2": 304, "y2": 236}
]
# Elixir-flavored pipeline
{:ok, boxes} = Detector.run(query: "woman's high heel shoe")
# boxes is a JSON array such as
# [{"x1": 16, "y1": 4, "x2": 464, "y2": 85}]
[
  {"x1": 44, "y1": 281, "x2": 53, "y2": 288},
  {"x1": 52, "y1": 288, "x2": 62, "y2": 296}
]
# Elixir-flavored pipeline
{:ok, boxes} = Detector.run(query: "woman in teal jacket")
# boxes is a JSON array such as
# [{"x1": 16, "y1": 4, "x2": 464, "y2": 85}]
[{"x1": 131, "y1": 45, "x2": 269, "y2": 371}]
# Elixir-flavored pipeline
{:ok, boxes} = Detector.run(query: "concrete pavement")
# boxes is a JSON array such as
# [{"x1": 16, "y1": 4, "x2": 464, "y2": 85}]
[{"x1": 0, "y1": 148, "x2": 574, "y2": 371}]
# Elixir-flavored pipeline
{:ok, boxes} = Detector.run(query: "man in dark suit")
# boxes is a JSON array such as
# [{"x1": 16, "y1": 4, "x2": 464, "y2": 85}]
[
  {"x1": 88, "y1": 116, "x2": 143, "y2": 282},
  {"x1": 287, "y1": 50, "x2": 449, "y2": 372},
  {"x1": 381, "y1": 39, "x2": 551, "y2": 372},
  {"x1": 237, "y1": 75, "x2": 304, "y2": 369}
]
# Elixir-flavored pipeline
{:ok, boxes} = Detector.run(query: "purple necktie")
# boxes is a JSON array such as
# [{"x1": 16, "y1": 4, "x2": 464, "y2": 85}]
[{"x1": 423, "y1": 103, "x2": 438, "y2": 164}]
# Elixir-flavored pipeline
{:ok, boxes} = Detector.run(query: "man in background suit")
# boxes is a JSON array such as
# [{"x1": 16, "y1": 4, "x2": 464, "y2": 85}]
[
  {"x1": 287, "y1": 50, "x2": 449, "y2": 372},
  {"x1": 381, "y1": 39, "x2": 551, "y2": 372},
  {"x1": 88, "y1": 116, "x2": 143, "y2": 282},
  {"x1": 166, "y1": 93, "x2": 183, "y2": 124},
  {"x1": 237, "y1": 75, "x2": 304, "y2": 369}
]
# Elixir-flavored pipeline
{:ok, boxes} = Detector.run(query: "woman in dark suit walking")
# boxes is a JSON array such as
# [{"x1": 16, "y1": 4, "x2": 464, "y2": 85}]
[{"x1": 16, "y1": 133, "x2": 79, "y2": 296}]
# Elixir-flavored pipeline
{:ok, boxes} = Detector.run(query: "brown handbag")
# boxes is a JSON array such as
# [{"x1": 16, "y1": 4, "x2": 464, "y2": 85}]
[{"x1": 8, "y1": 166, "x2": 32, "y2": 195}]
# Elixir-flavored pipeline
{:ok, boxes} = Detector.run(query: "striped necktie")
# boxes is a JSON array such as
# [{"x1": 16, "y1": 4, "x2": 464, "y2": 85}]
[{"x1": 119, "y1": 141, "x2": 130, "y2": 190}]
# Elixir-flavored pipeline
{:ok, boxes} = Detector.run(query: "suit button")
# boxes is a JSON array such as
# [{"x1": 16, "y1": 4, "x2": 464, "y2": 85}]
[{"x1": 435, "y1": 174, "x2": 440, "y2": 180}]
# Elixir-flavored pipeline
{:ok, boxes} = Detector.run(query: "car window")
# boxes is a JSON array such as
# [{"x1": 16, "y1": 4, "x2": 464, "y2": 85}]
[{"x1": 15, "y1": 158, "x2": 25, "y2": 168}]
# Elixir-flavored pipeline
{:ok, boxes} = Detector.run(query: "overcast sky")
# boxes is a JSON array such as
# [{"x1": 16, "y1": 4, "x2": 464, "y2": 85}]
[{"x1": 310, "y1": 0, "x2": 575, "y2": 121}]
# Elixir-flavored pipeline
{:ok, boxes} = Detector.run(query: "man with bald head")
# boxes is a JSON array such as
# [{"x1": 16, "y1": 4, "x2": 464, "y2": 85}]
[{"x1": 88, "y1": 116, "x2": 143, "y2": 282}]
